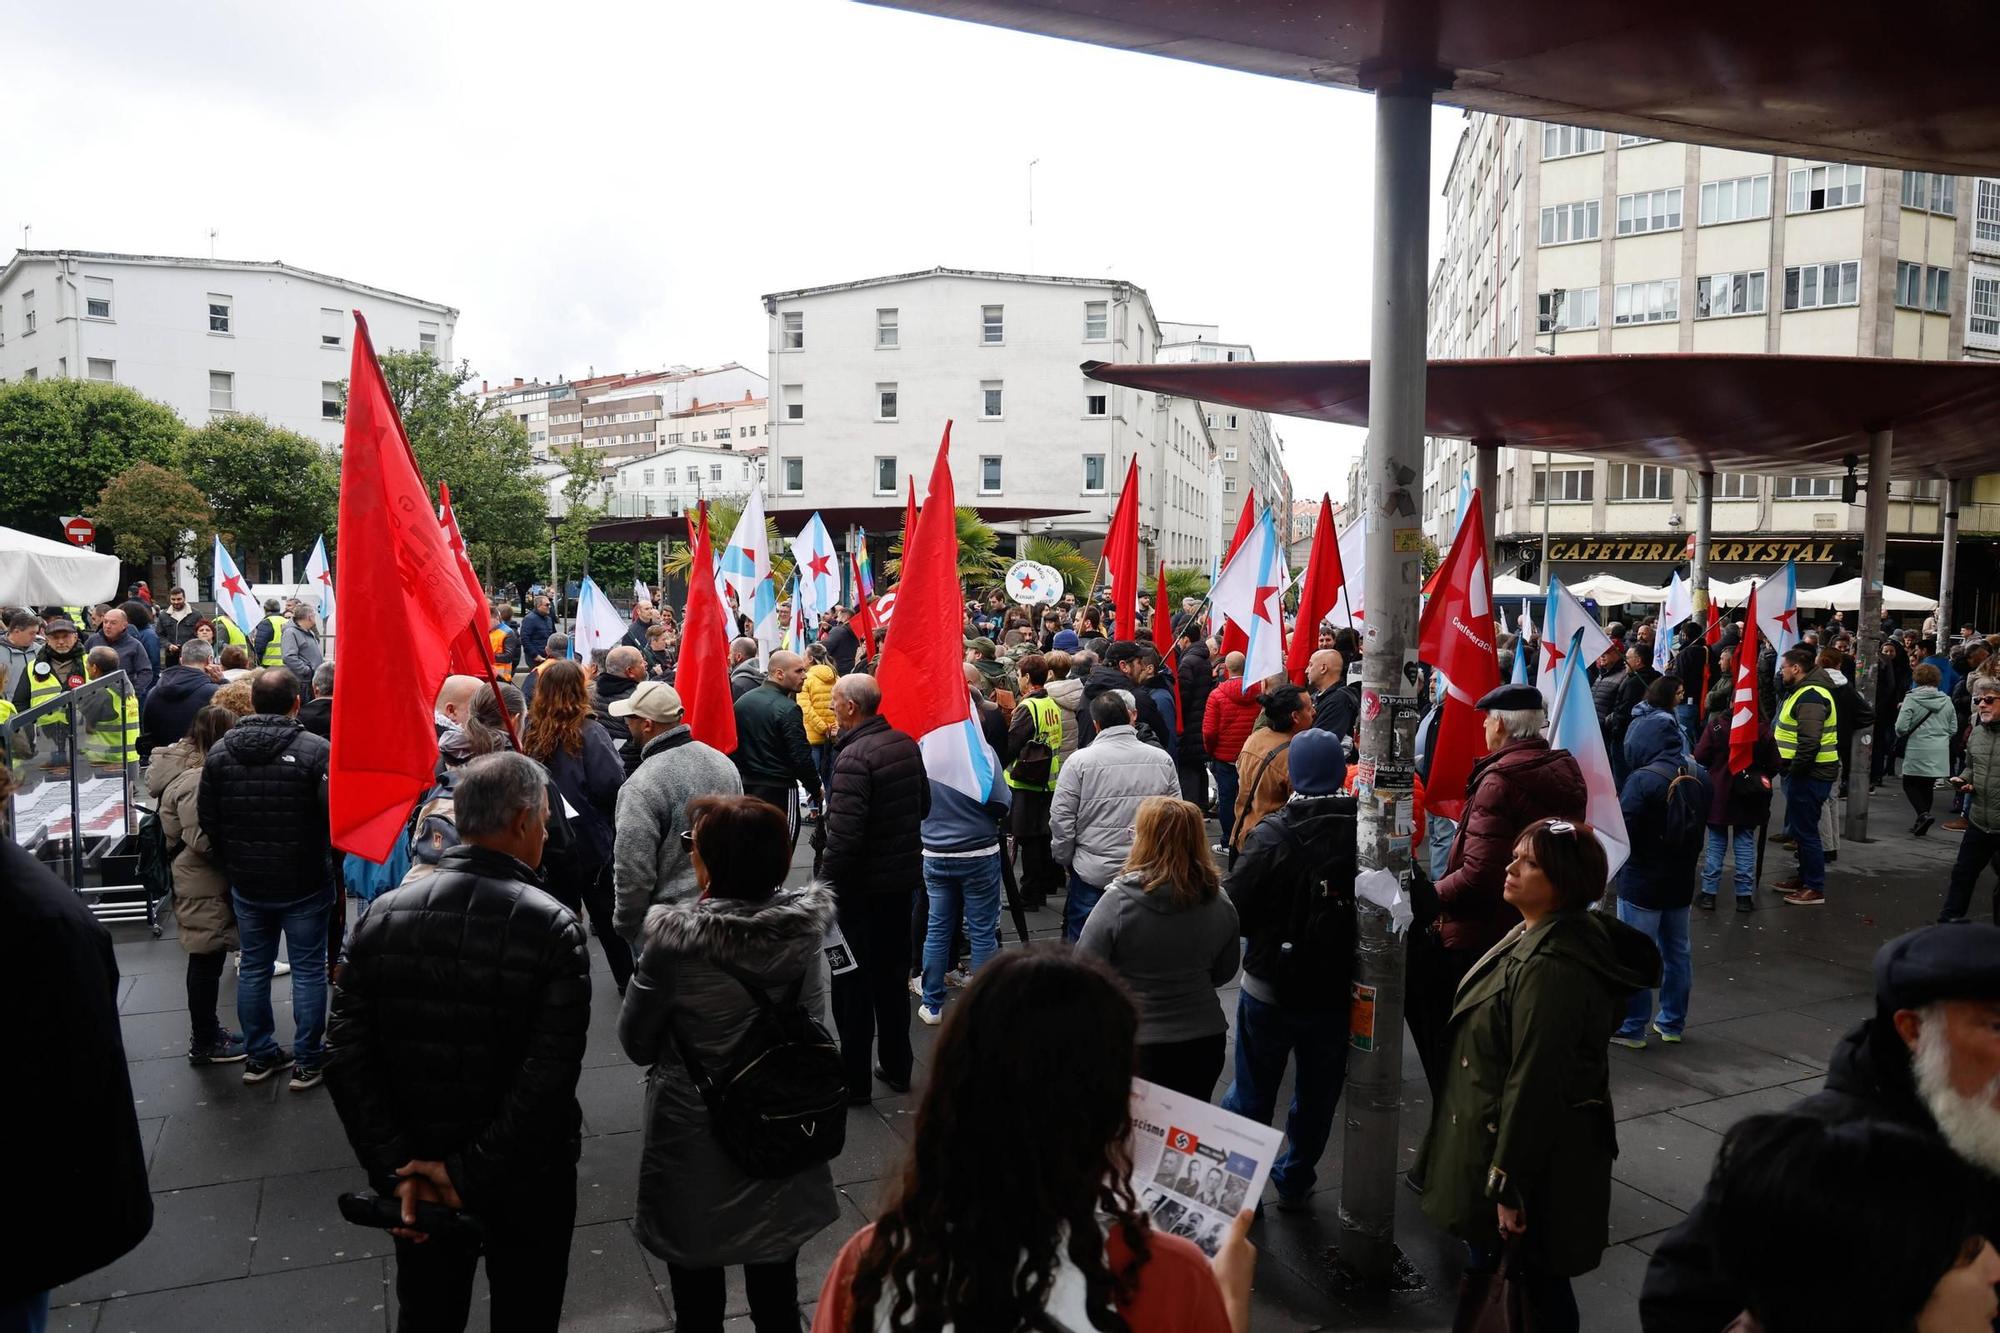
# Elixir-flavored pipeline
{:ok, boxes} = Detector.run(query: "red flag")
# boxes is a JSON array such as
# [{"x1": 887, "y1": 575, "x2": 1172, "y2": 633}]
[
  {"x1": 1702, "y1": 599, "x2": 1723, "y2": 700},
  {"x1": 1218, "y1": 491, "x2": 1256, "y2": 658},
  {"x1": 1415, "y1": 493, "x2": 1501, "y2": 821},
  {"x1": 903, "y1": 476, "x2": 920, "y2": 558},
  {"x1": 1152, "y1": 560, "x2": 1180, "y2": 717},
  {"x1": 1729, "y1": 585, "x2": 1761, "y2": 774},
  {"x1": 678, "y1": 502, "x2": 738, "y2": 754},
  {"x1": 437, "y1": 481, "x2": 493, "y2": 678},
  {"x1": 879, "y1": 424, "x2": 971, "y2": 741},
  {"x1": 1286, "y1": 494, "x2": 1346, "y2": 686},
  {"x1": 1102, "y1": 456, "x2": 1141, "y2": 642},
  {"x1": 330, "y1": 312, "x2": 481, "y2": 859}
]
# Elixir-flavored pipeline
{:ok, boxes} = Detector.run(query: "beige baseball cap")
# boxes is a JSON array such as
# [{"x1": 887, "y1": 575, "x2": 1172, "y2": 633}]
[{"x1": 608, "y1": 680, "x2": 684, "y2": 722}]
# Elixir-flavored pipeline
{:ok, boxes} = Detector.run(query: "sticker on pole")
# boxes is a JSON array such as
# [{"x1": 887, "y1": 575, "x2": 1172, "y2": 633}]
[
  {"x1": 1393, "y1": 527, "x2": 1425, "y2": 553},
  {"x1": 1350, "y1": 982, "x2": 1379, "y2": 1052}
]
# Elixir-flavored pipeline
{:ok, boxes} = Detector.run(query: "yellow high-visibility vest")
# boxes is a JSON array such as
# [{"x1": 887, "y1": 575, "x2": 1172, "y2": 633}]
[{"x1": 1774, "y1": 682, "x2": 1839, "y2": 766}]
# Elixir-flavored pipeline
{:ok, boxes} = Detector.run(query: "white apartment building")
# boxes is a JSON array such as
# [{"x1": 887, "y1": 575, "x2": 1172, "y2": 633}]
[
  {"x1": 540, "y1": 363, "x2": 767, "y2": 464},
  {"x1": 480, "y1": 377, "x2": 565, "y2": 453},
  {"x1": 1157, "y1": 323, "x2": 1294, "y2": 548},
  {"x1": 760, "y1": 267, "x2": 1217, "y2": 569},
  {"x1": 600, "y1": 444, "x2": 764, "y2": 518},
  {"x1": 1420, "y1": 117, "x2": 2000, "y2": 605},
  {"x1": 0, "y1": 249, "x2": 454, "y2": 447}
]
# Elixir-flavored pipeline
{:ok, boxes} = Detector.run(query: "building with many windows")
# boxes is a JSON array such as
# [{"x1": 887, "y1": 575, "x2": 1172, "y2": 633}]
[
  {"x1": 532, "y1": 363, "x2": 766, "y2": 466},
  {"x1": 759, "y1": 267, "x2": 1218, "y2": 569},
  {"x1": 0, "y1": 249, "x2": 454, "y2": 447},
  {"x1": 1420, "y1": 117, "x2": 2000, "y2": 613},
  {"x1": 1157, "y1": 323, "x2": 1293, "y2": 549}
]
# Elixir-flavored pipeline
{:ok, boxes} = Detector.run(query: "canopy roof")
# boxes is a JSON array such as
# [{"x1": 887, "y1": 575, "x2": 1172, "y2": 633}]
[
  {"x1": 1083, "y1": 355, "x2": 2000, "y2": 479},
  {"x1": 590, "y1": 503, "x2": 1089, "y2": 545},
  {"x1": 869, "y1": 0, "x2": 2000, "y2": 175},
  {"x1": 0, "y1": 526, "x2": 120, "y2": 606}
]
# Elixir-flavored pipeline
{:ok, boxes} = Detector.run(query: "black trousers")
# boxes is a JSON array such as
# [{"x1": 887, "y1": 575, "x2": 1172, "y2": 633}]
[
  {"x1": 1136, "y1": 1032, "x2": 1228, "y2": 1102},
  {"x1": 1904, "y1": 774, "x2": 1938, "y2": 819},
  {"x1": 833, "y1": 892, "x2": 914, "y2": 1096},
  {"x1": 393, "y1": 1166, "x2": 577, "y2": 1333},
  {"x1": 186, "y1": 949, "x2": 226, "y2": 1047},
  {"x1": 1406, "y1": 929, "x2": 1479, "y2": 1100},
  {"x1": 1176, "y1": 756, "x2": 1210, "y2": 811},
  {"x1": 545, "y1": 862, "x2": 634, "y2": 994},
  {"x1": 1009, "y1": 786, "x2": 1058, "y2": 898},
  {"x1": 664, "y1": 1254, "x2": 800, "y2": 1333},
  {"x1": 1942, "y1": 822, "x2": 2000, "y2": 923},
  {"x1": 744, "y1": 783, "x2": 802, "y2": 853}
]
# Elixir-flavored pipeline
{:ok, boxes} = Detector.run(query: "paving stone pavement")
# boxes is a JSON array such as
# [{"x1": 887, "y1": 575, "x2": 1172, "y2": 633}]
[{"x1": 56, "y1": 783, "x2": 1970, "y2": 1331}]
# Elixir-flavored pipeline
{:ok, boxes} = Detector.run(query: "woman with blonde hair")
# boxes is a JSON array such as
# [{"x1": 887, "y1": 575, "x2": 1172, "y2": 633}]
[{"x1": 1077, "y1": 795, "x2": 1240, "y2": 1099}]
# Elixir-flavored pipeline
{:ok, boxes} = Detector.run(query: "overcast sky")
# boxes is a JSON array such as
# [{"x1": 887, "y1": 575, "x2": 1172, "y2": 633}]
[{"x1": 7, "y1": 0, "x2": 1461, "y2": 503}]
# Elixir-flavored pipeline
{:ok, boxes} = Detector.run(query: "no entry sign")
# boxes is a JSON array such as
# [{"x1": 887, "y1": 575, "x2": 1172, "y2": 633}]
[{"x1": 62, "y1": 516, "x2": 96, "y2": 546}]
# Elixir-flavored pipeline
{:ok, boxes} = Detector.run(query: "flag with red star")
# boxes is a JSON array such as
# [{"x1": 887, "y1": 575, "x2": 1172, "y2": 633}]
[
  {"x1": 211, "y1": 535, "x2": 258, "y2": 634},
  {"x1": 788, "y1": 511, "x2": 841, "y2": 624},
  {"x1": 1209, "y1": 504, "x2": 1289, "y2": 690},
  {"x1": 303, "y1": 534, "x2": 335, "y2": 637}
]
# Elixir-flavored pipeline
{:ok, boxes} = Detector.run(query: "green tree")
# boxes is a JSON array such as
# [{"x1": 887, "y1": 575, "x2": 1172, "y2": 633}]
[
  {"x1": 0, "y1": 379, "x2": 185, "y2": 536},
  {"x1": 659, "y1": 493, "x2": 791, "y2": 586},
  {"x1": 182, "y1": 415, "x2": 339, "y2": 565},
  {"x1": 92, "y1": 462, "x2": 214, "y2": 566},
  {"x1": 551, "y1": 447, "x2": 607, "y2": 588},
  {"x1": 376, "y1": 350, "x2": 545, "y2": 580},
  {"x1": 1023, "y1": 535, "x2": 1094, "y2": 600},
  {"x1": 1163, "y1": 565, "x2": 1211, "y2": 607},
  {"x1": 887, "y1": 507, "x2": 1003, "y2": 587}
]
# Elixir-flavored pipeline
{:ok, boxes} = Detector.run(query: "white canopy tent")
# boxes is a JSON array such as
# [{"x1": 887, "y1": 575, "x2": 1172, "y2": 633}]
[
  {"x1": 1492, "y1": 573, "x2": 1542, "y2": 599},
  {"x1": 1567, "y1": 573, "x2": 1667, "y2": 605},
  {"x1": 0, "y1": 526, "x2": 120, "y2": 606},
  {"x1": 1792, "y1": 577, "x2": 1937, "y2": 612}
]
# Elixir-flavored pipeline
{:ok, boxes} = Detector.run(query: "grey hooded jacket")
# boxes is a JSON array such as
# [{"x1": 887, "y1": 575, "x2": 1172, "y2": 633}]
[
  {"x1": 1076, "y1": 871, "x2": 1240, "y2": 1044},
  {"x1": 612, "y1": 725, "x2": 743, "y2": 942}
]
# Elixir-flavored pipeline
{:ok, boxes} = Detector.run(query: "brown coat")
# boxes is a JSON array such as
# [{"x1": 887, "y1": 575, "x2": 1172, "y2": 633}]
[
  {"x1": 1231, "y1": 725, "x2": 1296, "y2": 850},
  {"x1": 146, "y1": 740, "x2": 237, "y2": 954},
  {"x1": 1432, "y1": 738, "x2": 1587, "y2": 955}
]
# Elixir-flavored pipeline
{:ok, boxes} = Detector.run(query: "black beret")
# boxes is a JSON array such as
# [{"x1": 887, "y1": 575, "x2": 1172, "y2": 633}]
[
  {"x1": 1475, "y1": 683, "x2": 1545, "y2": 712},
  {"x1": 1875, "y1": 923, "x2": 2000, "y2": 1011}
]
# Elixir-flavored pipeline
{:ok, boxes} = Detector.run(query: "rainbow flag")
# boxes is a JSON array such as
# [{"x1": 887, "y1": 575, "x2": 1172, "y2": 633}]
[{"x1": 854, "y1": 532, "x2": 875, "y2": 602}]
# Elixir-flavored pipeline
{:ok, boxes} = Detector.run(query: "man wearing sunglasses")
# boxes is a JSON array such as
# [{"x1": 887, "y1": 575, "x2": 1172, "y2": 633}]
[{"x1": 1940, "y1": 676, "x2": 2000, "y2": 923}]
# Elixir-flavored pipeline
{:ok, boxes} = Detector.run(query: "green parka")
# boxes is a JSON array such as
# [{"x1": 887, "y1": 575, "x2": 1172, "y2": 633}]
[{"x1": 1408, "y1": 908, "x2": 1661, "y2": 1276}]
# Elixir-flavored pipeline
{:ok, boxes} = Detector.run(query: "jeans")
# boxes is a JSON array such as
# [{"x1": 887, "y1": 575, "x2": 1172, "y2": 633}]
[
  {"x1": 831, "y1": 892, "x2": 913, "y2": 1096},
  {"x1": 1782, "y1": 775, "x2": 1833, "y2": 891},
  {"x1": 1426, "y1": 812, "x2": 1457, "y2": 884},
  {"x1": 1675, "y1": 700, "x2": 1701, "y2": 749},
  {"x1": 1063, "y1": 868, "x2": 1105, "y2": 943},
  {"x1": 1136, "y1": 1033, "x2": 1228, "y2": 1102},
  {"x1": 1615, "y1": 900, "x2": 1691, "y2": 1037},
  {"x1": 233, "y1": 888, "x2": 331, "y2": 1067},
  {"x1": 1464, "y1": 1244, "x2": 1579, "y2": 1333},
  {"x1": 1700, "y1": 826, "x2": 1757, "y2": 898},
  {"x1": 393, "y1": 1165, "x2": 576, "y2": 1332},
  {"x1": 1208, "y1": 760, "x2": 1240, "y2": 846},
  {"x1": 186, "y1": 948, "x2": 227, "y2": 1048},
  {"x1": 1220, "y1": 990, "x2": 1349, "y2": 1199},
  {"x1": 665, "y1": 1255, "x2": 799, "y2": 1333},
  {"x1": 1941, "y1": 822, "x2": 2000, "y2": 923},
  {"x1": 921, "y1": 853, "x2": 1001, "y2": 1009}
]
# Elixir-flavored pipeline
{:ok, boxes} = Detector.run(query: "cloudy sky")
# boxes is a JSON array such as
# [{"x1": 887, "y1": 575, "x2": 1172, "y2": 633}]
[{"x1": 7, "y1": 0, "x2": 1461, "y2": 502}]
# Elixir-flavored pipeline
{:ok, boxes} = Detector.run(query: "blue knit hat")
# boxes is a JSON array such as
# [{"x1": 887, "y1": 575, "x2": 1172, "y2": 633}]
[{"x1": 1288, "y1": 728, "x2": 1347, "y2": 796}]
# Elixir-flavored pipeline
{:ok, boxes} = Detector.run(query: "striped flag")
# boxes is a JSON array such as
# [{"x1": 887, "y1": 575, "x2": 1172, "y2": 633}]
[{"x1": 1547, "y1": 627, "x2": 1631, "y2": 879}]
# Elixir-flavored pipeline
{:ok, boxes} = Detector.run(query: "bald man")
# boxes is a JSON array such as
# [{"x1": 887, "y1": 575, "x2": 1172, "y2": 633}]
[
  {"x1": 732, "y1": 649, "x2": 822, "y2": 846},
  {"x1": 728, "y1": 636, "x2": 764, "y2": 700},
  {"x1": 434, "y1": 675, "x2": 485, "y2": 734},
  {"x1": 1307, "y1": 648, "x2": 1359, "y2": 744}
]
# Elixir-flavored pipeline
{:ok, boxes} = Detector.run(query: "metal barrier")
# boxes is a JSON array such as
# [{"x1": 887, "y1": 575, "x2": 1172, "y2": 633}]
[{"x1": 2, "y1": 669, "x2": 155, "y2": 934}]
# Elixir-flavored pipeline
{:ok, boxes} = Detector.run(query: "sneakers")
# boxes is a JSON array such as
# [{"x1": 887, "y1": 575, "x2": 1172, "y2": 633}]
[
  {"x1": 243, "y1": 1054, "x2": 295, "y2": 1084},
  {"x1": 288, "y1": 1065, "x2": 324, "y2": 1092},
  {"x1": 1211, "y1": 843, "x2": 1231, "y2": 856},
  {"x1": 1782, "y1": 887, "x2": 1827, "y2": 906},
  {"x1": 917, "y1": 1004, "x2": 943, "y2": 1027},
  {"x1": 189, "y1": 1031, "x2": 247, "y2": 1065},
  {"x1": 1915, "y1": 814, "x2": 1935, "y2": 837},
  {"x1": 1651, "y1": 1023, "x2": 1683, "y2": 1045},
  {"x1": 907, "y1": 975, "x2": 923, "y2": 997},
  {"x1": 944, "y1": 967, "x2": 972, "y2": 989},
  {"x1": 272, "y1": 960, "x2": 292, "y2": 978},
  {"x1": 1609, "y1": 1034, "x2": 1648, "y2": 1050},
  {"x1": 1695, "y1": 892, "x2": 1717, "y2": 911}
]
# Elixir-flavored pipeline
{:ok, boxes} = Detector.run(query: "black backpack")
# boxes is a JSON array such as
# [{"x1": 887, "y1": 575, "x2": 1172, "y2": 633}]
[
  {"x1": 135, "y1": 809, "x2": 179, "y2": 902},
  {"x1": 673, "y1": 958, "x2": 848, "y2": 1179},
  {"x1": 1267, "y1": 794, "x2": 1360, "y2": 998},
  {"x1": 1646, "y1": 760, "x2": 1709, "y2": 854}
]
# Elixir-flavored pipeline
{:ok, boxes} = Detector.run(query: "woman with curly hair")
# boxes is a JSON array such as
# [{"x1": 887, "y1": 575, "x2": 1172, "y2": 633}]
[
  {"x1": 811, "y1": 947, "x2": 1254, "y2": 1333},
  {"x1": 522, "y1": 659, "x2": 630, "y2": 992}
]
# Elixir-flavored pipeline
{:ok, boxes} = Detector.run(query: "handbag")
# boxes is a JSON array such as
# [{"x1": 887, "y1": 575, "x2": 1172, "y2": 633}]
[
  {"x1": 1891, "y1": 698, "x2": 1946, "y2": 759},
  {"x1": 1452, "y1": 1242, "x2": 1535, "y2": 1333}
]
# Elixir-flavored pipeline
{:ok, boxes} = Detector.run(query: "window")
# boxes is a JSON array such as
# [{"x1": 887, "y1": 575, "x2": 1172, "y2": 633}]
[
  {"x1": 1541, "y1": 125, "x2": 1603, "y2": 159},
  {"x1": 1084, "y1": 300, "x2": 1108, "y2": 340},
  {"x1": 1619, "y1": 134, "x2": 1660, "y2": 147},
  {"x1": 1085, "y1": 393, "x2": 1107, "y2": 417},
  {"x1": 981, "y1": 305, "x2": 1004, "y2": 344},
  {"x1": 1226, "y1": 414, "x2": 1239, "y2": 429},
  {"x1": 1537, "y1": 288, "x2": 1599, "y2": 331},
  {"x1": 1613, "y1": 279, "x2": 1680, "y2": 324},
  {"x1": 1901, "y1": 171, "x2": 1957, "y2": 215},
  {"x1": 1616, "y1": 188, "x2": 1683, "y2": 236},
  {"x1": 1897, "y1": 262, "x2": 1953, "y2": 312},
  {"x1": 981, "y1": 380, "x2": 1003, "y2": 418},
  {"x1": 783, "y1": 457, "x2": 803, "y2": 492},
  {"x1": 1083, "y1": 453, "x2": 1106, "y2": 493},
  {"x1": 1971, "y1": 271, "x2": 2000, "y2": 346},
  {"x1": 781, "y1": 311, "x2": 803, "y2": 349},
  {"x1": 209, "y1": 371, "x2": 235, "y2": 413},
  {"x1": 874, "y1": 457, "x2": 897, "y2": 493},
  {"x1": 1223, "y1": 447, "x2": 1239, "y2": 461},
  {"x1": 980, "y1": 455, "x2": 1002, "y2": 494},
  {"x1": 321, "y1": 381, "x2": 342, "y2": 420},
  {"x1": 1787, "y1": 163, "x2": 1864, "y2": 213},
  {"x1": 207, "y1": 294, "x2": 232, "y2": 334},
  {"x1": 1609, "y1": 463, "x2": 1671, "y2": 500},
  {"x1": 418, "y1": 321, "x2": 439, "y2": 356},
  {"x1": 1695, "y1": 270, "x2": 1768, "y2": 318},
  {"x1": 1532, "y1": 465, "x2": 1594, "y2": 503},
  {"x1": 1698, "y1": 174, "x2": 1771, "y2": 225},
  {"x1": 1783, "y1": 261, "x2": 1861, "y2": 310},
  {"x1": 877, "y1": 383, "x2": 898, "y2": 420},
  {"x1": 1977, "y1": 180, "x2": 2000, "y2": 248},
  {"x1": 663, "y1": 468, "x2": 677, "y2": 484},
  {"x1": 1223, "y1": 477, "x2": 1238, "y2": 493},
  {"x1": 709, "y1": 464, "x2": 722, "y2": 482},
  {"x1": 22, "y1": 367, "x2": 35, "y2": 382},
  {"x1": 84, "y1": 277, "x2": 112, "y2": 320},
  {"x1": 1540, "y1": 199, "x2": 1601, "y2": 246},
  {"x1": 87, "y1": 358, "x2": 115, "y2": 382},
  {"x1": 783, "y1": 384, "x2": 803, "y2": 421},
  {"x1": 21, "y1": 290, "x2": 35, "y2": 335},
  {"x1": 641, "y1": 469, "x2": 654, "y2": 486},
  {"x1": 876, "y1": 308, "x2": 898, "y2": 347},
  {"x1": 1715, "y1": 472, "x2": 1760, "y2": 499},
  {"x1": 714, "y1": 427, "x2": 730, "y2": 441},
  {"x1": 745, "y1": 424, "x2": 757, "y2": 437},
  {"x1": 1775, "y1": 476, "x2": 1837, "y2": 498}
]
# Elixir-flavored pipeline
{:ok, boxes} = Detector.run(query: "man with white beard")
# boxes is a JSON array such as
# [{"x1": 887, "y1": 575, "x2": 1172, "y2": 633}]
[{"x1": 1639, "y1": 922, "x2": 2000, "y2": 1332}]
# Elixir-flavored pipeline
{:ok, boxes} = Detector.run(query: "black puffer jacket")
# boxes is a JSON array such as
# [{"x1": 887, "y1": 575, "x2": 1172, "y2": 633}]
[
  {"x1": 1175, "y1": 641, "x2": 1214, "y2": 764},
  {"x1": 1078, "y1": 663, "x2": 1172, "y2": 751},
  {"x1": 197, "y1": 713, "x2": 331, "y2": 904},
  {"x1": 1226, "y1": 794, "x2": 1359, "y2": 1011},
  {"x1": 592, "y1": 672, "x2": 643, "y2": 776},
  {"x1": 324, "y1": 844, "x2": 591, "y2": 1211},
  {"x1": 820, "y1": 714, "x2": 930, "y2": 898}
]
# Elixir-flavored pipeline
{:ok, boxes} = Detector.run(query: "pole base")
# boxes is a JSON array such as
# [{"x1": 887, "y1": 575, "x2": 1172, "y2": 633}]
[{"x1": 1323, "y1": 1242, "x2": 1427, "y2": 1294}]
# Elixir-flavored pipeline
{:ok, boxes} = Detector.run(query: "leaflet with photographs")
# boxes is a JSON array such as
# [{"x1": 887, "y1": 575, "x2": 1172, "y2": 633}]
[{"x1": 1128, "y1": 1078, "x2": 1283, "y2": 1258}]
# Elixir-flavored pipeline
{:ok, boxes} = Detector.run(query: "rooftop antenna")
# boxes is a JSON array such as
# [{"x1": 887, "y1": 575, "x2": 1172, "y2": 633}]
[
  {"x1": 21, "y1": 224, "x2": 29, "y2": 248},
  {"x1": 1027, "y1": 158, "x2": 1039, "y2": 272},
  {"x1": 208, "y1": 228, "x2": 218, "y2": 259}
]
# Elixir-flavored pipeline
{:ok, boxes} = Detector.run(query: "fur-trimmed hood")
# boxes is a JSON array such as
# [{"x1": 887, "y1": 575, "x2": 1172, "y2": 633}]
[{"x1": 641, "y1": 879, "x2": 836, "y2": 965}]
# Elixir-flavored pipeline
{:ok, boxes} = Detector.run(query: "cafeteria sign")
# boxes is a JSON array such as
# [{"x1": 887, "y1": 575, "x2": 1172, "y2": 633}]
[{"x1": 1547, "y1": 538, "x2": 1840, "y2": 564}]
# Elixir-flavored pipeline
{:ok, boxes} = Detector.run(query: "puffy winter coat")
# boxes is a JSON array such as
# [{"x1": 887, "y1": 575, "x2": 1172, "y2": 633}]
[
  {"x1": 1893, "y1": 684, "x2": 1956, "y2": 780},
  {"x1": 1227, "y1": 793, "x2": 1358, "y2": 1012},
  {"x1": 146, "y1": 740, "x2": 236, "y2": 954},
  {"x1": 1201, "y1": 676, "x2": 1262, "y2": 764},
  {"x1": 612, "y1": 726, "x2": 743, "y2": 943},
  {"x1": 140, "y1": 664, "x2": 218, "y2": 747},
  {"x1": 1433, "y1": 738, "x2": 1587, "y2": 954},
  {"x1": 197, "y1": 714, "x2": 332, "y2": 904},
  {"x1": 1050, "y1": 725, "x2": 1179, "y2": 886},
  {"x1": 1045, "y1": 675, "x2": 1086, "y2": 763},
  {"x1": 324, "y1": 844, "x2": 591, "y2": 1210},
  {"x1": 1959, "y1": 717, "x2": 2000, "y2": 835},
  {"x1": 799, "y1": 662, "x2": 838, "y2": 744},
  {"x1": 592, "y1": 672, "x2": 645, "y2": 777},
  {"x1": 733, "y1": 681, "x2": 821, "y2": 797},
  {"x1": 1616, "y1": 725, "x2": 1712, "y2": 911},
  {"x1": 1175, "y1": 641, "x2": 1214, "y2": 764},
  {"x1": 1590, "y1": 662, "x2": 1629, "y2": 724},
  {"x1": 1690, "y1": 711, "x2": 1780, "y2": 829},
  {"x1": 820, "y1": 715, "x2": 930, "y2": 899},
  {"x1": 1079, "y1": 663, "x2": 1171, "y2": 751},
  {"x1": 1622, "y1": 701, "x2": 1687, "y2": 775},
  {"x1": 618, "y1": 882, "x2": 842, "y2": 1267}
]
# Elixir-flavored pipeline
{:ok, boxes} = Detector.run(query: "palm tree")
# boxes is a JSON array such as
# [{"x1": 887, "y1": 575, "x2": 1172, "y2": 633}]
[
  {"x1": 1022, "y1": 535, "x2": 1094, "y2": 601},
  {"x1": 1163, "y1": 565, "x2": 1211, "y2": 607},
  {"x1": 659, "y1": 495, "x2": 792, "y2": 585},
  {"x1": 886, "y1": 506, "x2": 1004, "y2": 587}
]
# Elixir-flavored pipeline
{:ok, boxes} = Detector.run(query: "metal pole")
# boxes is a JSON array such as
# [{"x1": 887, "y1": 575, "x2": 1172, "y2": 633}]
[
  {"x1": 1473, "y1": 440, "x2": 1499, "y2": 570},
  {"x1": 1539, "y1": 449, "x2": 1553, "y2": 580},
  {"x1": 1691, "y1": 470, "x2": 1714, "y2": 625},
  {"x1": 1338, "y1": 83, "x2": 1431, "y2": 1287},
  {"x1": 1846, "y1": 429, "x2": 1892, "y2": 843},
  {"x1": 1938, "y1": 478, "x2": 1960, "y2": 656}
]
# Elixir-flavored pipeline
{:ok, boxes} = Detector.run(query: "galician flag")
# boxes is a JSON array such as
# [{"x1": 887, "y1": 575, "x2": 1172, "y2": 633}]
[
  {"x1": 789, "y1": 511, "x2": 840, "y2": 621},
  {"x1": 719, "y1": 489, "x2": 779, "y2": 665},
  {"x1": 783, "y1": 572, "x2": 804, "y2": 653},
  {"x1": 1209, "y1": 504, "x2": 1289, "y2": 690},
  {"x1": 1512, "y1": 599, "x2": 1535, "y2": 684},
  {"x1": 1755, "y1": 560, "x2": 1800, "y2": 657},
  {"x1": 572, "y1": 575, "x2": 627, "y2": 660},
  {"x1": 303, "y1": 534, "x2": 335, "y2": 637},
  {"x1": 1539, "y1": 577, "x2": 1611, "y2": 715},
  {"x1": 1655, "y1": 571, "x2": 1693, "y2": 675},
  {"x1": 1546, "y1": 626, "x2": 1631, "y2": 879},
  {"x1": 212, "y1": 535, "x2": 257, "y2": 634}
]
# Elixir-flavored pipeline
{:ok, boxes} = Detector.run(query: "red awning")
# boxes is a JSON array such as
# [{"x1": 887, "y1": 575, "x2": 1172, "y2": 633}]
[
  {"x1": 868, "y1": 0, "x2": 2000, "y2": 175},
  {"x1": 1082, "y1": 354, "x2": 2000, "y2": 479}
]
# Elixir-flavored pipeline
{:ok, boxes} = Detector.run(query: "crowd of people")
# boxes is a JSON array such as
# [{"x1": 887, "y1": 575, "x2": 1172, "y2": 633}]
[{"x1": 6, "y1": 577, "x2": 1998, "y2": 1333}]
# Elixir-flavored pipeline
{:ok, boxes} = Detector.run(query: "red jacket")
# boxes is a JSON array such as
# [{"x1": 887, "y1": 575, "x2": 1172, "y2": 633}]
[
  {"x1": 1201, "y1": 677, "x2": 1261, "y2": 764},
  {"x1": 1432, "y1": 737, "x2": 1586, "y2": 954}
]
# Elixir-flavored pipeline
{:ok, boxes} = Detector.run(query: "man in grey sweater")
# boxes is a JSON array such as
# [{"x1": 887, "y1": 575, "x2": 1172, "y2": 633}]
[
  {"x1": 609, "y1": 682, "x2": 743, "y2": 943},
  {"x1": 1050, "y1": 691, "x2": 1179, "y2": 942}
]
